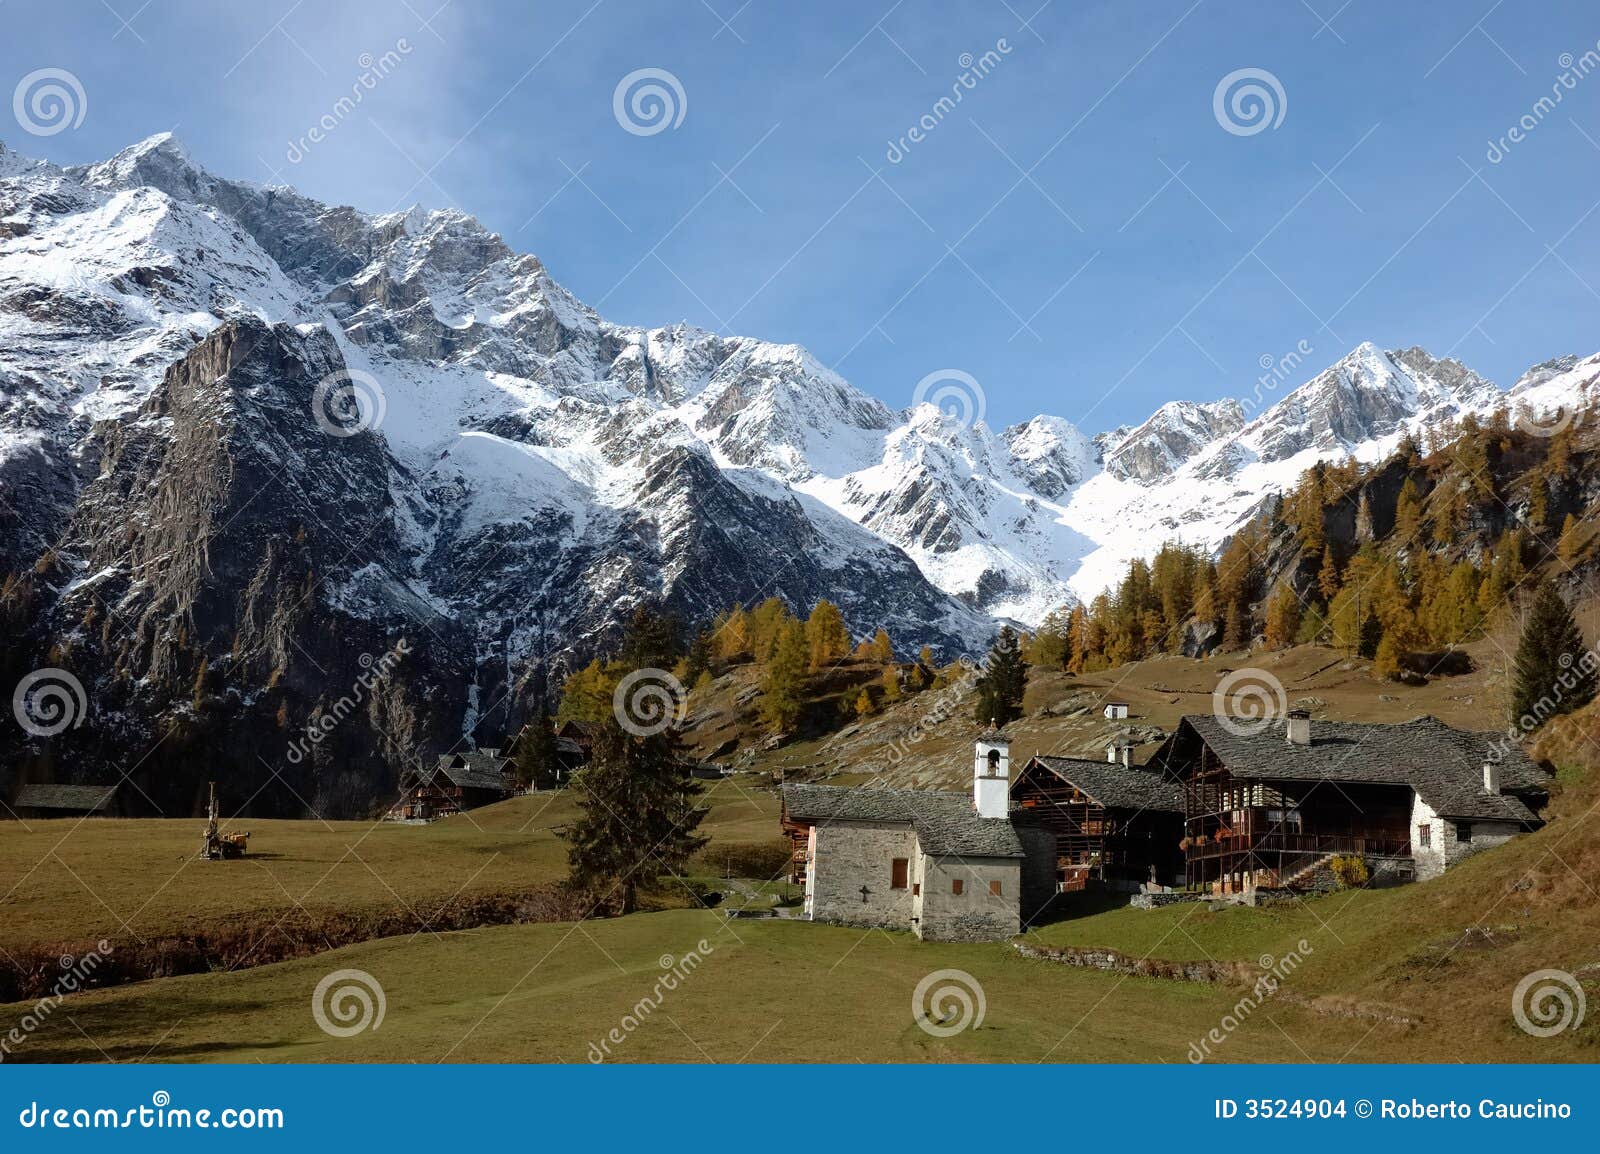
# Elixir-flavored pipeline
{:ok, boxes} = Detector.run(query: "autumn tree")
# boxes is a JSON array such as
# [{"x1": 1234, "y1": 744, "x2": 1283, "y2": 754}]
[
  {"x1": 760, "y1": 617, "x2": 807, "y2": 732},
  {"x1": 1264, "y1": 586, "x2": 1301, "y2": 650},
  {"x1": 868, "y1": 627, "x2": 894, "y2": 664},
  {"x1": 804, "y1": 600, "x2": 851, "y2": 671}
]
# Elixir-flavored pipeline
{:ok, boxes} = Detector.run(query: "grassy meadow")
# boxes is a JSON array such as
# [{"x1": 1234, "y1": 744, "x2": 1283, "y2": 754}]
[{"x1": 2, "y1": 647, "x2": 1597, "y2": 1064}]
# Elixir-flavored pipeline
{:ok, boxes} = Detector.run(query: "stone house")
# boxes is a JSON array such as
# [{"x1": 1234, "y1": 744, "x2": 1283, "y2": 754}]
[
  {"x1": 1154, "y1": 712, "x2": 1549, "y2": 893},
  {"x1": 780, "y1": 730, "x2": 1056, "y2": 942}
]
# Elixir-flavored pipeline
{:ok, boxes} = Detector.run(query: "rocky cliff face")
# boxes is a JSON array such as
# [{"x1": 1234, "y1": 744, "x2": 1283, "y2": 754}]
[{"x1": 1, "y1": 133, "x2": 1594, "y2": 813}]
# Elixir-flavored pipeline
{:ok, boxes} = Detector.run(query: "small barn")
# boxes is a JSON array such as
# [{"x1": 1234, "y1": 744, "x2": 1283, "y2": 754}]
[
  {"x1": 1102, "y1": 702, "x2": 1130, "y2": 720},
  {"x1": 7, "y1": 783, "x2": 121, "y2": 820}
]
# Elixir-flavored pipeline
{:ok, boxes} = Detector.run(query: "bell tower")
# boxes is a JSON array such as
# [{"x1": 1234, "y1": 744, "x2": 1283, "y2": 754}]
[{"x1": 974, "y1": 723, "x2": 1011, "y2": 819}]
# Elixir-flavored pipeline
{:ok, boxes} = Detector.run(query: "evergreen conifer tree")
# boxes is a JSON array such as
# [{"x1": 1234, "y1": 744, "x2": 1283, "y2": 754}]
[{"x1": 1510, "y1": 579, "x2": 1597, "y2": 728}]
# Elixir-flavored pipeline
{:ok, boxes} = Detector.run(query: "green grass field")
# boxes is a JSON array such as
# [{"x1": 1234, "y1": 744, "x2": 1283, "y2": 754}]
[
  {"x1": 0, "y1": 779, "x2": 779, "y2": 952},
  {"x1": 3, "y1": 675, "x2": 1598, "y2": 1064}
]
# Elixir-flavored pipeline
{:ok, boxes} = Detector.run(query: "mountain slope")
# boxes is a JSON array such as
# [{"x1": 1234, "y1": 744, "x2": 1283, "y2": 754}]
[{"x1": 1, "y1": 133, "x2": 1595, "y2": 812}]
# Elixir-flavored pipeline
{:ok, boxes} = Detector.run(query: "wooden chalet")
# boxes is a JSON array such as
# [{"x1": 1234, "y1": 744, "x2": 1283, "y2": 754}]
[
  {"x1": 554, "y1": 719, "x2": 597, "y2": 777},
  {"x1": 1011, "y1": 747, "x2": 1184, "y2": 891},
  {"x1": 1152, "y1": 712, "x2": 1549, "y2": 894},
  {"x1": 388, "y1": 749, "x2": 515, "y2": 821}
]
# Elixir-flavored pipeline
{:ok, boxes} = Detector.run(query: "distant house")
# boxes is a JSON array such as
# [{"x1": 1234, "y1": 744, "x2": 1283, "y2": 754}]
[
  {"x1": 1011, "y1": 744, "x2": 1184, "y2": 892},
  {"x1": 1153, "y1": 712, "x2": 1550, "y2": 894},
  {"x1": 1102, "y1": 702, "x2": 1130, "y2": 720},
  {"x1": 779, "y1": 730, "x2": 1057, "y2": 942},
  {"x1": 554, "y1": 719, "x2": 597, "y2": 778},
  {"x1": 387, "y1": 749, "x2": 515, "y2": 821},
  {"x1": 7, "y1": 783, "x2": 121, "y2": 820}
]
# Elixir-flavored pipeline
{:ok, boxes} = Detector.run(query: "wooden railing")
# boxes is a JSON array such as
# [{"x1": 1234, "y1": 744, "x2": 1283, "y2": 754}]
[{"x1": 1188, "y1": 833, "x2": 1411, "y2": 859}]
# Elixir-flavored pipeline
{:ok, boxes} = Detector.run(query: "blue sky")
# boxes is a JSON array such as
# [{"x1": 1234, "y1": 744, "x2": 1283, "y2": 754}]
[{"x1": 5, "y1": 0, "x2": 1599, "y2": 433}]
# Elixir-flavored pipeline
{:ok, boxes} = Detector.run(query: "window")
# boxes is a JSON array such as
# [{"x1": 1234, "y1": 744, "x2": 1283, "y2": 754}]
[
  {"x1": 951, "y1": 878, "x2": 964, "y2": 896},
  {"x1": 911, "y1": 883, "x2": 920, "y2": 897},
  {"x1": 989, "y1": 880, "x2": 1003, "y2": 897},
  {"x1": 890, "y1": 858, "x2": 909, "y2": 890},
  {"x1": 1417, "y1": 823, "x2": 1431, "y2": 849},
  {"x1": 1456, "y1": 823, "x2": 1473, "y2": 844},
  {"x1": 987, "y1": 748, "x2": 1001, "y2": 771}
]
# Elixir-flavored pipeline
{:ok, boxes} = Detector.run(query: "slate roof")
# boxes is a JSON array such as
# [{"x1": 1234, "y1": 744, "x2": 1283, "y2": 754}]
[
  {"x1": 780, "y1": 782, "x2": 1024, "y2": 858},
  {"x1": 1178, "y1": 714, "x2": 1548, "y2": 824},
  {"x1": 12, "y1": 783, "x2": 118, "y2": 812},
  {"x1": 1029, "y1": 756, "x2": 1184, "y2": 813},
  {"x1": 431, "y1": 750, "x2": 515, "y2": 792}
]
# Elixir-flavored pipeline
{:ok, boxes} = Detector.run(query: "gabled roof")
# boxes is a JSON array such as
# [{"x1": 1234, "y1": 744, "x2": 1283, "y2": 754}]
[
  {"x1": 1174, "y1": 714, "x2": 1548, "y2": 824},
  {"x1": 1027, "y1": 756, "x2": 1184, "y2": 813},
  {"x1": 13, "y1": 783, "x2": 118, "y2": 812},
  {"x1": 781, "y1": 782, "x2": 1024, "y2": 858},
  {"x1": 429, "y1": 750, "x2": 515, "y2": 792}
]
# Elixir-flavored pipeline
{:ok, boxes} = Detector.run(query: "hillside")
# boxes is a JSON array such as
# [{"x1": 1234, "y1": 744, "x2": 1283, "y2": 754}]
[
  {"x1": 4, "y1": 698, "x2": 1593, "y2": 1063},
  {"x1": 4, "y1": 131, "x2": 1599, "y2": 816}
]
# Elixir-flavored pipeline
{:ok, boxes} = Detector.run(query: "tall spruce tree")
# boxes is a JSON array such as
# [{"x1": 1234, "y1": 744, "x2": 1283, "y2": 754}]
[
  {"x1": 973, "y1": 626, "x2": 1028, "y2": 726},
  {"x1": 564, "y1": 718, "x2": 708, "y2": 914},
  {"x1": 515, "y1": 705, "x2": 561, "y2": 789},
  {"x1": 1510, "y1": 579, "x2": 1597, "y2": 728}
]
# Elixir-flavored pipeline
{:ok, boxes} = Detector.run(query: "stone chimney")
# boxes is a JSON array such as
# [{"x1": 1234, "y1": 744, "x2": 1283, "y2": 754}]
[
  {"x1": 1106, "y1": 742, "x2": 1118, "y2": 763},
  {"x1": 1285, "y1": 709, "x2": 1311, "y2": 746},
  {"x1": 1483, "y1": 759, "x2": 1501, "y2": 794},
  {"x1": 974, "y1": 724, "x2": 1010, "y2": 820}
]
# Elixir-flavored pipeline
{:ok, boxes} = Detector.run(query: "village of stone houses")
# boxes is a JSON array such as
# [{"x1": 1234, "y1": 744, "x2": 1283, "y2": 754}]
[{"x1": 4, "y1": 543, "x2": 1599, "y2": 1064}]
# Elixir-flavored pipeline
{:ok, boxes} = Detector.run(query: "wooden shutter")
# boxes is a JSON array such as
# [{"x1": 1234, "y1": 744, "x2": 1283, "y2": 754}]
[{"x1": 891, "y1": 858, "x2": 908, "y2": 889}]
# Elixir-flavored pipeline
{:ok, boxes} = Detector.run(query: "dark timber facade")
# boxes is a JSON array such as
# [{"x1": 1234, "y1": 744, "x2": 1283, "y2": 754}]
[
  {"x1": 1011, "y1": 754, "x2": 1185, "y2": 891},
  {"x1": 1152, "y1": 713, "x2": 1549, "y2": 894}
]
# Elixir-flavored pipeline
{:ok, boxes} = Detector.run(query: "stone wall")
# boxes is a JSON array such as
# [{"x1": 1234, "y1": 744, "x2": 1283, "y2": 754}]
[
  {"x1": 1411, "y1": 792, "x2": 1525, "y2": 880},
  {"x1": 1017, "y1": 825, "x2": 1058, "y2": 925},
  {"x1": 916, "y1": 852, "x2": 1020, "y2": 942},
  {"x1": 809, "y1": 822, "x2": 918, "y2": 930}
]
